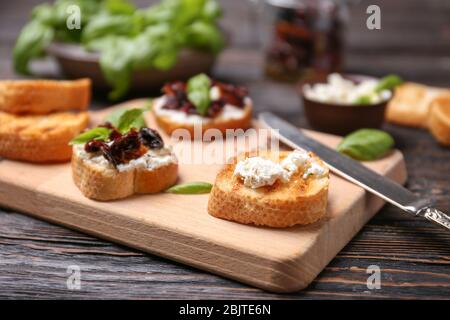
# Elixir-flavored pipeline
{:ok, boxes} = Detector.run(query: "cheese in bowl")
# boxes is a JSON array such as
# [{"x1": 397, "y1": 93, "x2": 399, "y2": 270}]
[
  {"x1": 299, "y1": 73, "x2": 402, "y2": 134},
  {"x1": 303, "y1": 73, "x2": 395, "y2": 105}
]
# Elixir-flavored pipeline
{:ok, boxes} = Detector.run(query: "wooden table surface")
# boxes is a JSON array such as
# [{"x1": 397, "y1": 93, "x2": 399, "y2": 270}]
[{"x1": 0, "y1": 0, "x2": 449, "y2": 299}]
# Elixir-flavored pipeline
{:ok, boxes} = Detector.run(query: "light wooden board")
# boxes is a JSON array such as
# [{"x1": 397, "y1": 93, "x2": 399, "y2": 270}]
[{"x1": 0, "y1": 100, "x2": 407, "y2": 293}]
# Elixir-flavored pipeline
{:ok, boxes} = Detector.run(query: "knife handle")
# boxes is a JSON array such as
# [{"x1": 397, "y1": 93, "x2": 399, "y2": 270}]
[{"x1": 417, "y1": 207, "x2": 450, "y2": 230}]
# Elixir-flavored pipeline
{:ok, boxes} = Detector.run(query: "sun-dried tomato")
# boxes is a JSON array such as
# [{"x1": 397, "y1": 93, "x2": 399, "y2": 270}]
[
  {"x1": 100, "y1": 130, "x2": 142, "y2": 167},
  {"x1": 109, "y1": 129, "x2": 122, "y2": 141},
  {"x1": 214, "y1": 81, "x2": 248, "y2": 108},
  {"x1": 140, "y1": 128, "x2": 164, "y2": 149},
  {"x1": 85, "y1": 140, "x2": 105, "y2": 153},
  {"x1": 99, "y1": 122, "x2": 115, "y2": 129},
  {"x1": 161, "y1": 79, "x2": 249, "y2": 118}
]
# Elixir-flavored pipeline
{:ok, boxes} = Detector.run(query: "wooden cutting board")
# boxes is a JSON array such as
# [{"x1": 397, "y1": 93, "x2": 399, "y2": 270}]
[{"x1": 0, "y1": 100, "x2": 407, "y2": 293}]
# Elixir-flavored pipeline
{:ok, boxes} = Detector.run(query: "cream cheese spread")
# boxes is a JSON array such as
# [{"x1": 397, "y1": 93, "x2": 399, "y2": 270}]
[
  {"x1": 74, "y1": 145, "x2": 177, "y2": 172},
  {"x1": 153, "y1": 87, "x2": 251, "y2": 124},
  {"x1": 303, "y1": 73, "x2": 391, "y2": 105},
  {"x1": 234, "y1": 150, "x2": 327, "y2": 188}
]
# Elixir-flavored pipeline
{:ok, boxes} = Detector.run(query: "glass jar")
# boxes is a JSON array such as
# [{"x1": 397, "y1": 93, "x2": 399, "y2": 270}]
[{"x1": 260, "y1": 0, "x2": 347, "y2": 82}]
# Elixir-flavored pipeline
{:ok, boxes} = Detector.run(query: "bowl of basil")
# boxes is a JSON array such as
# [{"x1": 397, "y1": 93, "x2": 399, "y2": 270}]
[{"x1": 13, "y1": 0, "x2": 225, "y2": 101}]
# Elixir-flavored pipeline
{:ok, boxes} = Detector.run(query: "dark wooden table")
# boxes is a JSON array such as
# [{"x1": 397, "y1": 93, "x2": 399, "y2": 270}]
[{"x1": 0, "y1": 0, "x2": 449, "y2": 299}]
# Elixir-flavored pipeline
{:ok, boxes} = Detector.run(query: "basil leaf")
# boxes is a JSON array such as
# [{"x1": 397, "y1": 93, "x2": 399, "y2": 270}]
[
  {"x1": 105, "y1": 107, "x2": 146, "y2": 130},
  {"x1": 106, "y1": 0, "x2": 137, "y2": 15},
  {"x1": 70, "y1": 127, "x2": 111, "y2": 145},
  {"x1": 13, "y1": 0, "x2": 224, "y2": 100},
  {"x1": 166, "y1": 182, "x2": 213, "y2": 194},
  {"x1": 13, "y1": 20, "x2": 54, "y2": 75},
  {"x1": 184, "y1": 21, "x2": 224, "y2": 53},
  {"x1": 337, "y1": 129, "x2": 395, "y2": 161},
  {"x1": 187, "y1": 73, "x2": 211, "y2": 116},
  {"x1": 354, "y1": 95, "x2": 372, "y2": 105},
  {"x1": 82, "y1": 15, "x2": 137, "y2": 44},
  {"x1": 116, "y1": 108, "x2": 146, "y2": 133},
  {"x1": 375, "y1": 74, "x2": 403, "y2": 93}
]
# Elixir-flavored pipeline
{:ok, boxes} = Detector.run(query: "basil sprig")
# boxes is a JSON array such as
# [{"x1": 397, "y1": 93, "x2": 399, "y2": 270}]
[
  {"x1": 166, "y1": 182, "x2": 213, "y2": 194},
  {"x1": 337, "y1": 129, "x2": 395, "y2": 161},
  {"x1": 187, "y1": 73, "x2": 211, "y2": 116},
  {"x1": 113, "y1": 108, "x2": 145, "y2": 133},
  {"x1": 375, "y1": 74, "x2": 403, "y2": 93},
  {"x1": 69, "y1": 127, "x2": 111, "y2": 145},
  {"x1": 70, "y1": 108, "x2": 147, "y2": 145},
  {"x1": 355, "y1": 74, "x2": 403, "y2": 105}
]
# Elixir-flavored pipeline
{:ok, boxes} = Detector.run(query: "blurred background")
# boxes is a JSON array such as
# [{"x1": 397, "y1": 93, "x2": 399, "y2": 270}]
[{"x1": 1, "y1": 0, "x2": 449, "y2": 112}]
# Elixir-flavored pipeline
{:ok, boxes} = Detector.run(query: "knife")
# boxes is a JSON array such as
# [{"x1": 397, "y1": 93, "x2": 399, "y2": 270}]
[{"x1": 259, "y1": 112, "x2": 450, "y2": 230}]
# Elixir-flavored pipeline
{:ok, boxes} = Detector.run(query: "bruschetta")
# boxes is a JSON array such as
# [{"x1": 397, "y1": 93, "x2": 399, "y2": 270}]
[
  {"x1": 0, "y1": 111, "x2": 89, "y2": 162},
  {"x1": 429, "y1": 95, "x2": 450, "y2": 146},
  {"x1": 152, "y1": 74, "x2": 253, "y2": 137},
  {"x1": 208, "y1": 150, "x2": 329, "y2": 228},
  {"x1": 71, "y1": 119, "x2": 178, "y2": 201},
  {"x1": 386, "y1": 82, "x2": 448, "y2": 128},
  {"x1": 0, "y1": 78, "x2": 91, "y2": 115}
]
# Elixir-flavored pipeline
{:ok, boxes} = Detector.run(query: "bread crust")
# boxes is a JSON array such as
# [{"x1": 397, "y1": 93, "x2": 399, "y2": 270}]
[
  {"x1": 153, "y1": 103, "x2": 253, "y2": 138},
  {"x1": 386, "y1": 82, "x2": 447, "y2": 128},
  {"x1": 0, "y1": 78, "x2": 91, "y2": 115},
  {"x1": 72, "y1": 150, "x2": 178, "y2": 201},
  {"x1": 208, "y1": 151, "x2": 329, "y2": 228},
  {"x1": 429, "y1": 95, "x2": 450, "y2": 146},
  {"x1": 0, "y1": 111, "x2": 89, "y2": 163}
]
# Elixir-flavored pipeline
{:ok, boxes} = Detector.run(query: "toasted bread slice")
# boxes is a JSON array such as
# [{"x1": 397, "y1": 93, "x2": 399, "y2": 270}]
[
  {"x1": 0, "y1": 78, "x2": 91, "y2": 115},
  {"x1": 429, "y1": 95, "x2": 450, "y2": 146},
  {"x1": 208, "y1": 151, "x2": 329, "y2": 228},
  {"x1": 152, "y1": 99, "x2": 253, "y2": 138},
  {"x1": 72, "y1": 147, "x2": 178, "y2": 201},
  {"x1": 0, "y1": 111, "x2": 89, "y2": 162},
  {"x1": 386, "y1": 82, "x2": 446, "y2": 128}
]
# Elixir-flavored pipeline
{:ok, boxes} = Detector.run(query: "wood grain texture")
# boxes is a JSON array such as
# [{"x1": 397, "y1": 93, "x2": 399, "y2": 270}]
[
  {"x1": 0, "y1": 101, "x2": 407, "y2": 293},
  {"x1": 0, "y1": 0, "x2": 449, "y2": 299}
]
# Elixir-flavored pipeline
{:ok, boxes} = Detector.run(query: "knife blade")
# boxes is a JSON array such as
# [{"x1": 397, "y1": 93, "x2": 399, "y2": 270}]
[{"x1": 259, "y1": 112, "x2": 450, "y2": 230}]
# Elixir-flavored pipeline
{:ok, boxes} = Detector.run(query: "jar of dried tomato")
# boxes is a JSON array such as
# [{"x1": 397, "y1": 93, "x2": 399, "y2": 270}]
[{"x1": 260, "y1": 0, "x2": 348, "y2": 82}]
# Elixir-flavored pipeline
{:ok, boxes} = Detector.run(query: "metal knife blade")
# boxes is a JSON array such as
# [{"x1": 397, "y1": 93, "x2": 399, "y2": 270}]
[{"x1": 259, "y1": 112, "x2": 450, "y2": 230}]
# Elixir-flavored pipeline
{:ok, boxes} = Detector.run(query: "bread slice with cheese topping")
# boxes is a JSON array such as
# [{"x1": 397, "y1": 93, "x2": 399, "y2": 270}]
[
  {"x1": 208, "y1": 150, "x2": 329, "y2": 228},
  {"x1": 152, "y1": 98, "x2": 253, "y2": 137},
  {"x1": 72, "y1": 147, "x2": 178, "y2": 201}
]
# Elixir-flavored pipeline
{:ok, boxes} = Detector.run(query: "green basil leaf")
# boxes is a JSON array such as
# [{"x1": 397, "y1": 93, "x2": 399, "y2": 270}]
[
  {"x1": 70, "y1": 127, "x2": 112, "y2": 145},
  {"x1": 187, "y1": 73, "x2": 211, "y2": 116},
  {"x1": 184, "y1": 21, "x2": 224, "y2": 53},
  {"x1": 13, "y1": 20, "x2": 54, "y2": 75},
  {"x1": 337, "y1": 129, "x2": 395, "y2": 161},
  {"x1": 116, "y1": 108, "x2": 145, "y2": 133},
  {"x1": 14, "y1": 0, "x2": 224, "y2": 100},
  {"x1": 98, "y1": 36, "x2": 134, "y2": 100},
  {"x1": 202, "y1": 0, "x2": 222, "y2": 21},
  {"x1": 82, "y1": 15, "x2": 136, "y2": 44},
  {"x1": 354, "y1": 95, "x2": 372, "y2": 105},
  {"x1": 105, "y1": 0, "x2": 136, "y2": 15},
  {"x1": 375, "y1": 74, "x2": 403, "y2": 93},
  {"x1": 166, "y1": 182, "x2": 213, "y2": 194},
  {"x1": 105, "y1": 107, "x2": 147, "y2": 130}
]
